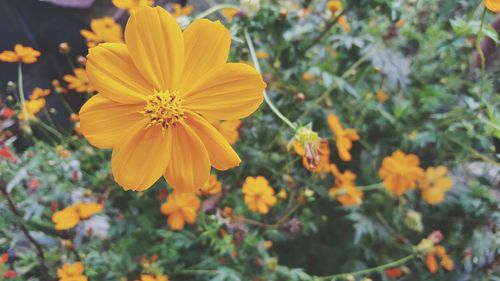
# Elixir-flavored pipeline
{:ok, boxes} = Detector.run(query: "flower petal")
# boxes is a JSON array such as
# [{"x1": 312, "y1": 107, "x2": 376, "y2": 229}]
[
  {"x1": 79, "y1": 95, "x2": 145, "y2": 148},
  {"x1": 111, "y1": 124, "x2": 172, "y2": 191},
  {"x1": 183, "y1": 63, "x2": 266, "y2": 120},
  {"x1": 125, "y1": 6, "x2": 184, "y2": 90},
  {"x1": 178, "y1": 19, "x2": 231, "y2": 91},
  {"x1": 164, "y1": 124, "x2": 210, "y2": 193},
  {"x1": 86, "y1": 43, "x2": 152, "y2": 103},
  {"x1": 184, "y1": 111, "x2": 240, "y2": 171}
]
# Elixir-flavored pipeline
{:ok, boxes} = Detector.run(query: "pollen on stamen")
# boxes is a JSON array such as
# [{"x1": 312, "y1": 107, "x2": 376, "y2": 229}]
[{"x1": 142, "y1": 90, "x2": 185, "y2": 131}]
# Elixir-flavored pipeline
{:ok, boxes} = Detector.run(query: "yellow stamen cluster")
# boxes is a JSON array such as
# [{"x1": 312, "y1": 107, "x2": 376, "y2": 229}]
[{"x1": 143, "y1": 90, "x2": 185, "y2": 130}]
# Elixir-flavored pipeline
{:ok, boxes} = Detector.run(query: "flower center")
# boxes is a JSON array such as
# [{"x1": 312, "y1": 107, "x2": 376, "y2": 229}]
[{"x1": 143, "y1": 90, "x2": 185, "y2": 130}]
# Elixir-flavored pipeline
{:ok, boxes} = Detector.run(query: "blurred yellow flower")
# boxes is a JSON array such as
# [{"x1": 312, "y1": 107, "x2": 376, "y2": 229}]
[
  {"x1": 55, "y1": 145, "x2": 72, "y2": 159},
  {"x1": 302, "y1": 72, "x2": 315, "y2": 81},
  {"x1": 199, "y1": 174, "x2": 222, "y2": 195},
  {"x1": 379, "y1": 150, "x2": 424, "y2": 196},
  {"x1": 52, "y1": 202, "x2": 104, "y2": 230},
  {"x1": 57, "y1": 262, "x2": 87, "y2": 281},
  {"x1": 0, "y1": 44, "x2": 40, "y2": 64},
  {"x1": 31, "y1": 87, "x2": 51, "y2": 99},
  {"x1": 484, "y1": 0, "x2": 500, "y2": 12},
  {"x1": 212, "y1": 120, "x2": 242, "y2": 145},
  {"x1": 79, "y1": 7, "x2": 265, "y2": 192},
  {"x1": 327, "y1": 114, "x2": 359, "y2": 162},
  {"x1": 222, "y1": 7, "x2": 239, "y2": 22},
  {"x1": 112, "y1": 0, "x2": 153, "y2": 12},
  {"x1": 256, "y1": 51, "x2": 269, "y2": 59},
  {"x1": 160, "y1": 191, "x2": 201, "y2": 230},
  {"x1": 338, "y1": 15, "x2": 350, "y2": 32},
  {"x1": 140, "y1": 274, "x2": 169, "y2": 281},
  {"x1": 242, "y1": 176, "x2": 277, "y2": 214},
  {"x1": 64, "y1": 68, "x2": 94, "y2": 93},
  {"x1": 19, "y1": 98, "x2": 46, "y2": 121},
  {"x1": 277, "y1": 189, "x2": 287, "y2": 200},
  {"x1": 327, "y1": 0, "x2": 342, "y2": 14},
  {"x1": 329, "y1": 164, "x2": 363, "y2": 206},
  {"x1": 419, "y1": 166, "x2": 453, "y2": 204},
  {"x1": 375, "y1": 90, "x2": 388, "y2": 103},
  {"x1": 80, "y1": 17, "x2": 123, "y2": 48},
  {"x1": 172, "y1": 3, "x2": 193, "y2": 17}
]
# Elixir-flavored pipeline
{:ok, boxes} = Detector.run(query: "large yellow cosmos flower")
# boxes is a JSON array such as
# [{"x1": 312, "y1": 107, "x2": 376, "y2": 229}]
[{"x1": 79, "y1": 6, "x2": 266, "y2": 192}]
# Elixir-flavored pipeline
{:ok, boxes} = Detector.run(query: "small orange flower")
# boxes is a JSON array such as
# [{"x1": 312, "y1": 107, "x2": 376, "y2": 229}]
[
  {"x1": 52, "y1": 202, "x2": 104, "y2": 230},
  {"x1": 212, "y1": 120, "x2": 242, "y2": 145},
  {"x1": 112, "y1": 0, "x2": 154, "y2": 12},
  {"x1": 292, "y1": 127, "x2": 322, "y2": 170},
  {"x1": 384, "y1": 267, "x2": 403, "y2": 278},
  {"x1": 222, "y1": 8, "x2": 240, "y2": 22},
  {"x1": 199, "y1": 174, "x2": 222, "y2": 195},
  {"x1": 3, "y1": 271, "x2": 17, "y2": 279},
  {"x1": 139, "y1": 274, "x2": 169, "y2": 281},
  {"x1": 242, "y1": 176, "x2": 277, "y2": 214},
  {"x1": 299, "y1": 140, "x2": 330, "y2": 173},
  {"x1": 0, "y1": 147, "x2": 17, "y2": 161},
  {"x1": 327, "y1": 0, "x2": 342, "y2": 14},
  {"x1": 80, "y1": 17, "x2": 123, "y2": 48},
  {"x1": 172, "y1": 3, "x2": 193, "y2": 17},
  {"x1": 64, "y1": 68, "x2": 94, "y2": 93},
  {"x1": 379, "y1": 150, "x2": 424, "y2": 196},
  {"x1": 338, "y1": 15, "x2": 350, "y2": 32},
  {"x1": 55, "y1": 145, "x2": 72, "y2": 159},
  {"x1": 328, "y1": 164, "x2": 363, "y2": 206},
  {"x1": 375, "y1": 90, "x2": 389, "y2": 103},
  {"x1": 302, "y1": 72, "x2": 315, "y2": 81},
  {"x1": 485, "y1": 0, "x2": 500, "y2": 12},
  {"x1": 256, "y1": 51, "x2": 269, "y2": 59},
  {"x1": 0, "y1": 44, "x2": 41, "y2": 64},
  {"x1": 426, "y1": 246, "x2": 454, "y2": 273},
  {"x1": 160, "y1": 191, "x2": 201, "y2": 230},
  {"x1": 419, "y1": 166, "x2": 453, "y2": 204},
  {"x1": 327, "y1": 114, "x2": 359, "y2": 162},
  {"x1": 57, "y1": 262, "x2": 87, "y2": 281},
  {"x1": 19, "y1": 98, "x2": 46, "y2": 121},
  {"x1": 31, "y1": 87, "x2": 51, "y2": 99}
]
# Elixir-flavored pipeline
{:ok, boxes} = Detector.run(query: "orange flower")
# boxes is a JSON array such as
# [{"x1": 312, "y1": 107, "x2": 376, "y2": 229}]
[
  {"x1": 419, "y1": 166, "x2": 453, "y2": 204},
  {"x1": 256, "y1": 51, "x2": 269, "y2": 59},
  {"x1": 327, "y1": 114, "x2": 359, "y2": 162},
  {"x1": 52, "y1": 202, "x2": 104, "y2": 230},
  {"x1": 328, "y1": 164, "x2": 363, "y2": 206},
  {"x1": 172, "y1": 3, "x2": 193, "y2": 17},
  {"x1": 242, "y1": 176, "x2": 277, "y2": 214},
  {"x1": 327, "y1": 0, "x2": 342, "y2": 14},
  {"x1": 384, "y1": 267, "x2": 403, "y2": 279},
  {"x1": 31, "y1": 87, "x2": 51, "y2": 99},
  {"x1": 80, "y1": 17, "x2": 123, "y2": 48},
  {"x1": 64, "y1": 68, "x2": 94, "y2": 93},
  {"x1": 375, "y1": 90, "x2": 388, "y2": 103},
  {"x1": 425, "y1": 246, "x2": 453, "y2": 273},
  {"x1": 0, "y1": 147, "x2": 17, "y2": 161},
  {"x1": 56, "y1": 145, "x2": 72, "y2": 159},
  {"x1": 199, "y1": 174, "x2": 222, "y2": 195},
  {"x1": 139, "y1": 274, "x2": 169, "y2": 281},
  {"x1": 160, "y1": 191, "x2": 201, "y2": 230},
  {"x1": 0, "y1": 44, "x2": 40, "y2": 64},
  {"x1": 212, "y1": 120, "x2": 242, "y2": 145},
  {"x1": 3, "y1": 270, "x2": 16, "y2": 279},
  {"x1": 112, "y1": 0, "x2": 154, "y2": 12},
  {"x1": 222, "y1": 8, "x2": 240, "y2": 22},
  {"x1": 57, "y1": 262, "x2": 87, "y2": 281},
  {"x1": 379, "y1": 150, "x2": 424, "y2": 196},
  {"x1": 299, "y1": 140, "x2": 330, "y2": 174},
  {"x1": 292, "y1": 127, "x2": 322, "y2": 170},
  {"x1": 302, "y1": 72, "x2": 315, "y2": 81},
  {"x1": 338, "y1": 15, "x2": 350, "y2": 32},
  {"x1": 79, "y1": 7, "x2": 265, "y2": 192},
  {"x1": 485, "y1": 0, "x2": 500, "y2": 12},
  {"x1": 19, "y1": 98, "x2": 46, "y2": 121}
]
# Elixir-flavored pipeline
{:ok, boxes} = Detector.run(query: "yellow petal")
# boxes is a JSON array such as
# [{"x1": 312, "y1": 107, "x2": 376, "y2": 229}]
[
  {"x1": 86, "y1": 43, "x2": 152, "y2": 103},
  {"x1": 183, "y1": 63, "x2": 266, "y2": 120},
  {"x1": 75, "y1": 202, "x2": 104, "y2": 219},
  {"x1": 163, "y1": 125, "x2": 210, "y2": 193},
  {"x1": 184, "y1": 111, "x2": 240, "y2": 171},
  {"x1": 168, "y1": 212, "x2": 185, "y2": 230},
  {"x1": 327, "y1": 114, "x2": 344, "y2": 137},
  {"x1": 52, "y1": 207, "x2": 80, "y2": 230},
  {"x1": 179, "y1": 19, "x2": 231, "y2": 91},
  {"x1": 112, "y1": 124, "x2": 172, "y2": 191},
  {"x1": 125, "y1": 6, "x2": 184, "y2": 90},
  {"x1": 79, "y1": 95, "x2": 145, "y2": 148}
]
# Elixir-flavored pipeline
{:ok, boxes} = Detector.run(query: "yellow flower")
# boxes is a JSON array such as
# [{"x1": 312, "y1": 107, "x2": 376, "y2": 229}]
[
  {"x1": 19, "y1": 98, "x2": 46, "y2": 121},
  {"x1": 299, "y1": 140, "x2": 330, "y2": 174},
  {"x1": 485, "y1": 0, "x2": 500, "y2": 12},
  {"x1": 160, "y1": 191, "x2": 201, "y2": 230},
  {"x1": 56, "y1": 145, "x2": 72, "y2": 159},
  {"x1": 419, "y1": 166, "x2": 453, "y2": 204},
  {"x1": 277, "y1": 189, "x2": 287, "y2": 200},
  {"x1": 140, "y1": 274, "x2": 169, "y2": 281},
  {"x1": 375, "y1": 90, "x2": 388, "y2": 103},
  {"x1": 338, "y1": 15, "x2": 350, "y2": 32},
  {"x1": 328, "y1": 164, "x2": 363, "y2": 206},
  {"x1": 172, "y1": 3, "x2": 193, "y2": 17},
  {"x1": 52, "y1": 202, "x2": 104, "y2": 230},
  {"x1": 79, "y1": 7, "x2": 265, "y2": 192},
  {"x1": 64, "y1": 68, "x2": 94, "y2": 93},
  {"x1": 112, "y1": 0, "x2": 154, "y2": 12},
  {"x1": 199, "y1": 174, "x2": 222, "y2": 195},
  {"x1": 31, "y1": 87, "x2": 51, "y2": 99},
  {"x1": 302, "y1": 72, "x2": 315, "y2": 81},
  {"x1": 291, "y1": 126, "x2": 321, "y2": 169},
  {"x1": 212, "y1": 120, "x2": 241, "y2": 145},
  {"x1": 256, "y1": 51, "x2": 269, "y2": 59},
  {"x1": 242, "y1": 176, "x2": 277, "y2": 214},
  {"x1": 327, "y1": 114, "x2": 359, "y2": 162},
  {"x1": 379, "y1": 150, "x2": 424, "y2": 196},
  {"x1": 425, "y1": 246, "x2": 453, "y2": 273},
  {"x1": 80, "y1": 17, "x2": 123, "y2": 48},
  {"x1": 327, "y1": 0, "x2": 342, "y2": 14},
  {"x1": 0, "y1": 44, "x2": 40, "y2": 64},
  {"x1": 222, "y1": 8, "x2": 239, "y2": 22},
  {"x1": 57, "y1": 262, "x2": 87, "y2": 281}
]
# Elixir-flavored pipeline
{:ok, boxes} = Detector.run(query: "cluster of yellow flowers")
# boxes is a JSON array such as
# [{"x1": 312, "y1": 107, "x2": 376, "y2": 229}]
[
  {"x1": 52, "y1": 202, "x2": 103, "y2": 230},
  {"x1": 57, "y1": 262, "x2": 87, "y2": 281},
  {"x1": 379, "y1": 150, "x2": 453, "y2": 204},
  {"x1": 19, "y1": 88, "x2": 50, "y2": 121}
]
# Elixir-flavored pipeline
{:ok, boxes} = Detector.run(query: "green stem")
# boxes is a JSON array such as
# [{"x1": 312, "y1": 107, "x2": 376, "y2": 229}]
[
  {"x1": 35, "y1": 119, "x2": 65, "y2": 141},
  {"x1": 314, "y1": 254, "x2": 415, "y2": 280},
  {"x1": 244, "y1": 28, "x2": 297, "y2": 130},
  {"x1": 357, "y1": 182, "x2": 384, "y2": 191},
  {"x1": 17, "y1": 63, "x2": 30, "y2": 127},
  {"x1": 195, "y1": 4, "x2": 239, "y2": 19},
  {"x1": 447, "y1": 136, "x2": 499, "y2": 166},
  {"x1": 476, "y1": 7, "x2": 487, "y2": 88}
]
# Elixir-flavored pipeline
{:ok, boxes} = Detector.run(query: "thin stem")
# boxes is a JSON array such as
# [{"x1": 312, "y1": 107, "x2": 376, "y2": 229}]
[
  {"x1": 301, "y1": 8, "x2": 347, "y2": 53},
  {"x1": 446, "y1": 136, "x2": 499, "y2": 167},
  {"x1": 0, "y1": 183, "x2": 50, "y2": 280},
  {"x1": 314, "y1": 254, "x2": 415, "y2": 280},
  {"x1": 195, "y1": 4, "x2": 239, "y2": 19},
  {"x1": 476, "y1": 7, "x2": 487, "y2": 88},
  {"x1": 35, "y1": 119, "x2": 65, "y2": 141},
  {"x1": 17, "y1": 63, "x2": 30, "y2": 126},
  {"x1": 244, "y1": 28, "x2": 297, "y2": 130},
  {"x1": 357, "y1": 182, "x2": 384, "y2": 191}
]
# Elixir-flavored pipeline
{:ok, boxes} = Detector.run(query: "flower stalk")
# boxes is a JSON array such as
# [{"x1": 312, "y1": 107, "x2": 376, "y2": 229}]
[{"x1": 195, "y1": 4, "x2": 239, "y2": 20}]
